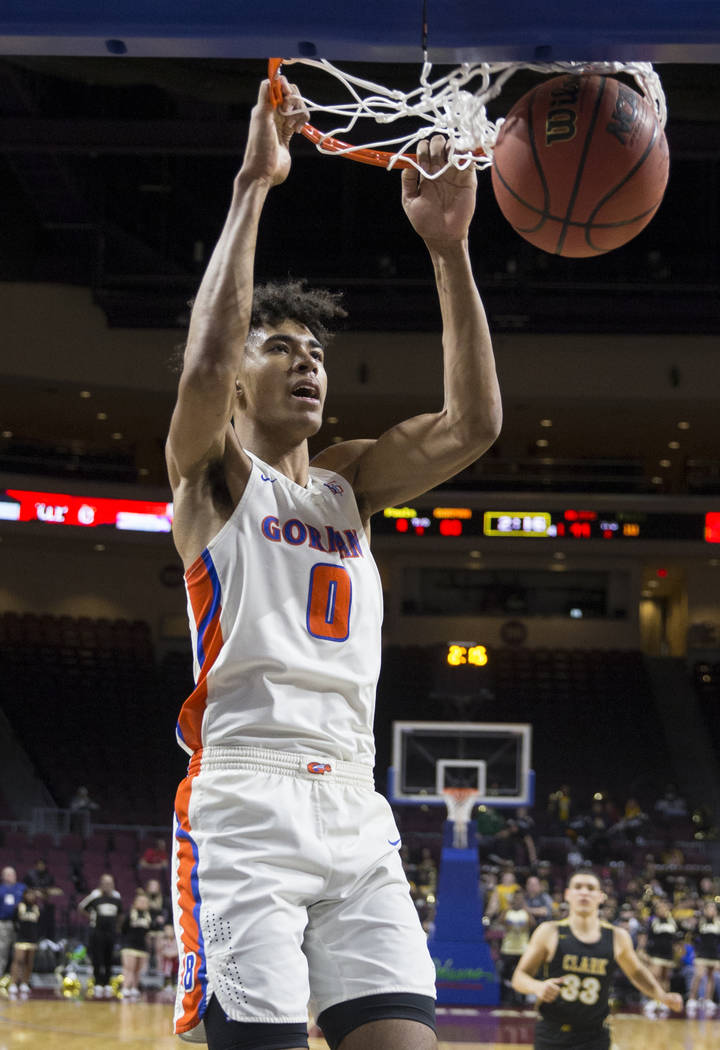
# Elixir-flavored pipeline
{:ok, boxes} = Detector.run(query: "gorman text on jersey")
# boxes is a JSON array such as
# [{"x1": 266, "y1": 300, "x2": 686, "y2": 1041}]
[{"x1": 261, "y1": 516, "x2": 364, "y2": 559}]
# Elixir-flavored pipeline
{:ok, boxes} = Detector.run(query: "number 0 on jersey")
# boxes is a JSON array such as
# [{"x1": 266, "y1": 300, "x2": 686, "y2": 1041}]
[{"x1": 306, "y1": 563, "x2": 352, "y2": 641}]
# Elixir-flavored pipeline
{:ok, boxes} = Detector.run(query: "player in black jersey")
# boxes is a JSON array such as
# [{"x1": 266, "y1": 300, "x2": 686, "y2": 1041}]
[{"x1": 512, "y1": 872, "x2": 682, "y2": 1049}]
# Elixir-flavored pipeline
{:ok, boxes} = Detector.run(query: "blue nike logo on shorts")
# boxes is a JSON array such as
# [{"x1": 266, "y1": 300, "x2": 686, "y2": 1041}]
[{"x1": 388, "y1": 837, "x2": 401, "y2": 847}]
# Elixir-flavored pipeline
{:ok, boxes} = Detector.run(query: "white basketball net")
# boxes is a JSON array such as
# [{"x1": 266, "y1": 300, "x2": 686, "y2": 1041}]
[
  {"x1": 281, "y1": 58, "x2": 667, "y2": 179},
  {"x1": 443, "y1": 788, "x2": 480, "y2": 849}
]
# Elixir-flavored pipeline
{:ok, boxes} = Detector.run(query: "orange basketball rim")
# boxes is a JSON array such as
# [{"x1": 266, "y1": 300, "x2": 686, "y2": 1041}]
[{"x1": 268, "y1": 57, "x2": 419, "y2": 168}]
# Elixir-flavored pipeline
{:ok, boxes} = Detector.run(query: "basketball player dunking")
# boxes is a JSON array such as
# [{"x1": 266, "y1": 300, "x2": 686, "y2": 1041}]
[
  {"x1": 512, "y1": 871, "x2": 682, "y2": 1050},
  {"x1": 165, "y1": 75, "x2": 501, "y2": 1050}
]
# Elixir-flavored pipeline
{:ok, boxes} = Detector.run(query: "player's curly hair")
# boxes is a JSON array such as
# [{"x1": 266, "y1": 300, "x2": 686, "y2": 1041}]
[
  {"x1": 250, "y1": 278, "x2": 347, "y2": 346},
  {"x1": 169, "y1": 279, "x2": 346, "y2": 373}
]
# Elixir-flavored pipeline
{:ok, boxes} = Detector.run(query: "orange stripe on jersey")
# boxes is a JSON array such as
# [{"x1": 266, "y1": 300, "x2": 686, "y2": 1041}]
[
  {"x1": 174, "y1": 763, "x2": 208, "y2": 1033},
  {"x1": 177, "y1": 549, "x2": 225, "y2": 753}
]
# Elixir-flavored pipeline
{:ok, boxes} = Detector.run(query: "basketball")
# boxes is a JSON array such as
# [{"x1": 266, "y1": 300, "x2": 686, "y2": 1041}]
[{"x1": 490, "y1": 74, "x2": 670, "y2": 257}]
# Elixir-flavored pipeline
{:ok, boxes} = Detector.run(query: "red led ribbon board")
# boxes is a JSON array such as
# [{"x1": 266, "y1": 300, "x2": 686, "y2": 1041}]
[{"x1": 3, "y1": 489, "x2": 172, "y2": 532}]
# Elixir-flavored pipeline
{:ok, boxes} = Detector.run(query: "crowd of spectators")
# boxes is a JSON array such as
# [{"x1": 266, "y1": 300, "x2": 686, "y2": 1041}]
[
  {"x1": 398, "y1": 782, "x2": 720, "y2": 1017},
  {"x1": 0, "y1": 841, "x2": 177, "y2": 1000},
  {"x1": 1, "y1": 780, "x2": 718, "y2": 1013}
]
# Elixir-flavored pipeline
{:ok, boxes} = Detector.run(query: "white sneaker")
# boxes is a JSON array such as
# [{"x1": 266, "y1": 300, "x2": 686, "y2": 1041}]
[
  {"x1": 94, "y1": 985, "x2": 104, "y2": 998},
  {"x1": 19, "y1": 982, "x2": 30, "y2": 996},
  {"x1": 703, "y1": 999, "x2": 717, "y2": 1016},
  {"x1": 104, "y1": 985, "x2": 114, "y2": 998},
  {"x1": 686, "y1": 998, "x2": 699, "y2": 1017},
  {"x1": 8, "y1": 983, "x2": 18, "y2": 997},
  {"x1": 657, "y1": 1003, "x2": 670, "y2": 1017},
  {"x1": 643, "y1": 1000, "x2": 657, "y2": 1017}
]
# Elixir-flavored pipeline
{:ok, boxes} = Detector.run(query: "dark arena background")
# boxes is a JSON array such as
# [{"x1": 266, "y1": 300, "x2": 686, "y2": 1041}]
[{"x1": 0, "y1": 4, "x2": 720, "y2": 1048}]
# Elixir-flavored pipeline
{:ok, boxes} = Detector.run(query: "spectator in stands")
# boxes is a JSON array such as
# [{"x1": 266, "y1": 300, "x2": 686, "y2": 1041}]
[
  {"x1": 573, "y1": 799, "x2": 611, "y2": 865},
  {"x1": 671, "y1": 881, "x2": 698, "y2": 934},
  {"x1": 0, "y1": 866, "x2": 25, "y2": 980},
  {"x1": 23, "y1": 858, "x2": 63, "y2": 941},
  {"x1": 476, "y1": 804, "x2": 506, "y2": 860},
  {"x1": 157, "y1": 922, "x2": 179, "y2": 992},
  {"x1": 513, "y1": 807, "x2": 538, "y2": 867},
  {"x1": 536, "y1": 859, "x2": 553, "y2": 893},
  {"x1": 610, "y1": 798, "x2": 650, "y2": 845},
  {"x1": 120, "y1": 889, "x2": 152, "y2": 999},
  {"x1": 621, "y1": 876, "x2": 643, "y2": 908},
  {"x1": 617, "y1": 902, "x2": 641, "y2": 943},
  {"x1": 8, "y1": 887, "x2": 41, "y2": 997},
  {"x1": 138, "y1": 837, "x2": 169, "y2": 876},
  {"x1": 524, "y1": 875, "x2": 553, "y2": 925},
  {"x1": 699, "y1": 875, "x2": 717, "y2": 902},
  {"x1": 653, "y1": 783, "x2": 688, "y2": 825},
  {"x1": 600, "y1": 895, "x2": 619, "y2": 923},
  {"x1": 547, "y1": 784, "x2": 572, "y2": 829},
  {"x1": 144, "y1": 877, "x2": 167, "y2": 969},
  {"x1": 69, "y1": 785, "x2": 100, "y2": 838},
  {"x1": 488, "y1": 811, "x2": 536, "y2": 867},
  {"x1": 640, "y1": 858, "x2": 665, "y2": 900},
  {"x1": 416, "y1": 848, "x2": 438, "y2": 895},
  {"x1": 78, "y1": 873, "x2": 122, "y2": 998},
  {"x1": 624, "y1": 796, "x2": 644, "y2": 821},
  {"x1": 499, "y1": 890, "x2": 533, "y2": 1005},
  {"x1": 486, "y1": 867, "x2": 521, "y2": 920}
]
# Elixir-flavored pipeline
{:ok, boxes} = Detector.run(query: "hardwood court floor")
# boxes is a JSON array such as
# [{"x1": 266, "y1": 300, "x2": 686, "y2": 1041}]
[{"x1": 1, "y1": 998, "x2": 719, "y2": 1049}]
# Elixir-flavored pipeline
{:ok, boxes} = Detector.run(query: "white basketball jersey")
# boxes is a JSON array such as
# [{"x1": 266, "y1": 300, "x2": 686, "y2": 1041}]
[{"x1": 176, "y1": 450, "x2": 383, "y2": 765}]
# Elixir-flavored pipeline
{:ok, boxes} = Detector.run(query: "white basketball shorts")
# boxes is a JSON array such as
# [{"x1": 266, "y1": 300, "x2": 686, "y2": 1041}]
[{"x1": 172, "y1": 746, "x2": 436, "y2": 1041}]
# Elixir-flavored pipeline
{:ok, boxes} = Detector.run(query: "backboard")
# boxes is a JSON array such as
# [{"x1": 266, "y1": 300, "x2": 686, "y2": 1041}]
[
  {"x1": 1, "y1": 2, "x2": 719, "y2": 61},
  {"x1": 389, "y1": 721, "x2": 533, "y2": 808}
]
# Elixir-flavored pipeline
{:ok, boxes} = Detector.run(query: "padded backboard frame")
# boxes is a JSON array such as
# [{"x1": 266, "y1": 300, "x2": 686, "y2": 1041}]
[{"x1": 1, "y1": 2, "x2": 720, "y2": 61}]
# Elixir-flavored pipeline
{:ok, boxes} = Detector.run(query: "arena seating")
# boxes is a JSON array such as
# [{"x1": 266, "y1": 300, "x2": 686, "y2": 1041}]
[
  {"x1": 377, "y1": 644, "x2": 674, "y2": 808},
  {"x1": 0, "y1": 611, "x2": 190, "y2": 826}
]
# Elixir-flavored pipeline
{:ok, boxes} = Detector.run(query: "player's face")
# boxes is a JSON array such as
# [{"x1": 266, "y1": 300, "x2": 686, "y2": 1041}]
[
  {"x1": 238, "y1": 321, "x2": 327, "y2": 436},
  {"x1": 565, "y1": 874, "x2": 605, "y2": 916}
]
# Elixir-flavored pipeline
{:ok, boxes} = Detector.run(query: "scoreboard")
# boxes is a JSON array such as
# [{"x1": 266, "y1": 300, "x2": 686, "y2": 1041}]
[
  {"x1": 379, "y1": 505, "x2": 720, "y2": 543},
  {"x1": 1, "y1": 486, "x2": 718, "y2": 544}
]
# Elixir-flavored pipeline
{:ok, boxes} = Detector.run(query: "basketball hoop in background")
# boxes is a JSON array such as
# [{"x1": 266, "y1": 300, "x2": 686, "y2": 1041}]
[
  {"x1": 268, "y1": 56, "x2": 669, "y2": 256},
  {"x1": 442, "y1": 787, "x2": 480, "y2": 850}
]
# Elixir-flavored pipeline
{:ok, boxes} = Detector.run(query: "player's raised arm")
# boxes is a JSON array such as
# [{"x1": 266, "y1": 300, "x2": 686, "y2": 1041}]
[
  {"x1": 166, "y1": 77, "x2": 308, "y2": 488},
  {"x1": 613, "y1": 926, "x2": 683, "y2": 1012},
  {"x1": 511, "y1": 922, "x2": 565, "y2": 1001},
  {"x1": 315, "y1": 135, "x2": 501, "y2": 520}
]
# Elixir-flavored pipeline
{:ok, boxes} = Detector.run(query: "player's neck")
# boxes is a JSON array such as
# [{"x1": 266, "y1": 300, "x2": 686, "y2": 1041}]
[
  {"x1": 568, "y1": 911, "x2": 601, "y2": 941},
  {"x1": 238, "y1": 424, "x2": 311, "y2": 487}
]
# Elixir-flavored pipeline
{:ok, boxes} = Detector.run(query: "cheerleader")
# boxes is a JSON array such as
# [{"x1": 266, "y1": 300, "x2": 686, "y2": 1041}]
[
  {"x1": 8, "y1": 888, "x2": 41, "y2": 997},
  {"x1": 120, "y1": 890, "x2": 152, "y2": 999},
  {"x1": 686, "y1": 900, "x2": 720, "y2": 1017},
  {"x1": 639, "y1": 897, "x2": 679, "y2": 1017}
]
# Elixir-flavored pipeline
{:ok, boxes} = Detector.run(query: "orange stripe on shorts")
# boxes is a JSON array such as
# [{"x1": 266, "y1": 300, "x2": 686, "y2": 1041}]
[{"x1": 174, "y1": 765, "x2": 208, "y2": 1033}]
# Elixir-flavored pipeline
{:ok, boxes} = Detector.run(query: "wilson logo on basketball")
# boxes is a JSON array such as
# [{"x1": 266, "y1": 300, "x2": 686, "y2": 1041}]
[
  {"x1": 606, "y1": 85, "x2": 639, "y2": 146},
  {"x1": 545, "y1": 77, "x2": 580, "y2": 146}
]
